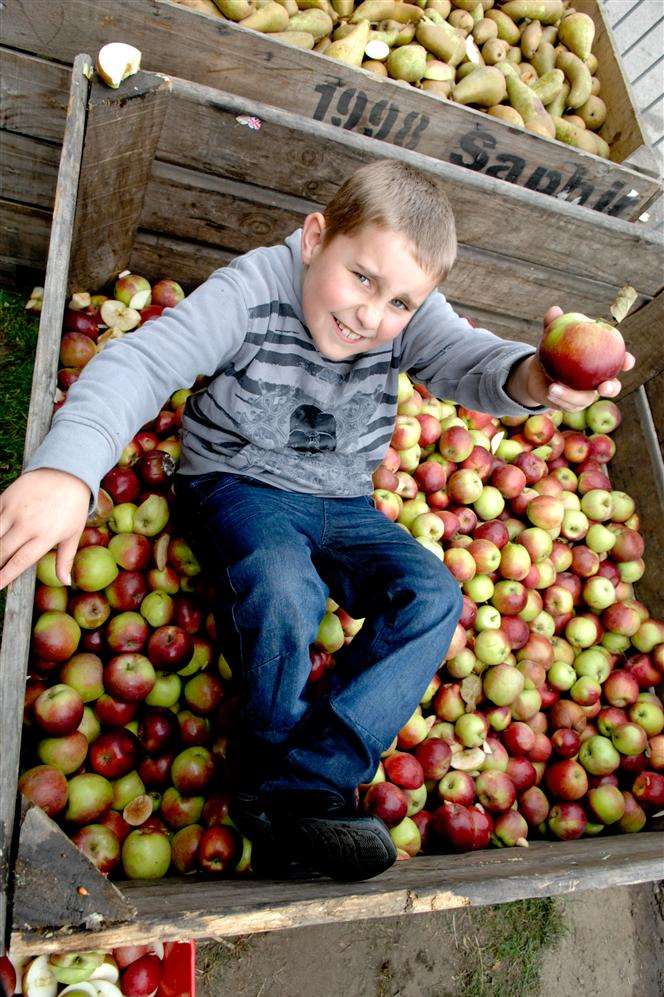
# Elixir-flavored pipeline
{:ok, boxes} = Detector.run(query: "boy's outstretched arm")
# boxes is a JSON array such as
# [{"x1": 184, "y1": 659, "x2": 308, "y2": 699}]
[
  {"x1": 401, "y1": 296, "x2": 634, "y2": 416},
  {"x1": 0, "y1": 266, "x2": 251, "y2": 591}
]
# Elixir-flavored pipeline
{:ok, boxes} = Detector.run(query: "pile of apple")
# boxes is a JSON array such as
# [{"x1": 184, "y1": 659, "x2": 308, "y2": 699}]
[
  {"x1": 360, "y1": 373, "x2": 663, "y2": 856},
  {"x1": 17, "y1": 272, "x2": 663, "y2": 885},
  {"x1": 1, "y1": 941, "x2": 190, "y2": 996}
]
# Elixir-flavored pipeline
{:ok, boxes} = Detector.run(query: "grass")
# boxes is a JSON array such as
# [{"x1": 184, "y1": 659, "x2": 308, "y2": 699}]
[
  {"x1": 453, "y1": 897, "x2": 569, "y2": 997},
  {"x1": 0, "y1": 287, "x2": 39, "y2": 630}
]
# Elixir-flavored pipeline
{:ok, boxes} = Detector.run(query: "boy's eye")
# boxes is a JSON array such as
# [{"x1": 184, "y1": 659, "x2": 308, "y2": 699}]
[
  {"x1": 354, "y1": 271, "x2": 370, "y2": 286},
  {"x1": 354, "y1": 272, "x2": 409, "y2": 311},
  {"x1": 392, "y1": 299, "x2": 408, "y2": 311}
]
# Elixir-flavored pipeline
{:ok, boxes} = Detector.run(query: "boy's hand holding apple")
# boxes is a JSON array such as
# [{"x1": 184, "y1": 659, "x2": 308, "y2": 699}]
[
  {"x1": 507, "y1": 306, "x2": 635, "y2": 413},
  {"x1": 0, "y1": 468, "x2": 90, "y2": 590}
]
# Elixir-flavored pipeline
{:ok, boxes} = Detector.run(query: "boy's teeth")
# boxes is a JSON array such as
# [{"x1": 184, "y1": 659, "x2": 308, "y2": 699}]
[{"x1": 334, "y1": 317, "x2": 361, "y2": 341}]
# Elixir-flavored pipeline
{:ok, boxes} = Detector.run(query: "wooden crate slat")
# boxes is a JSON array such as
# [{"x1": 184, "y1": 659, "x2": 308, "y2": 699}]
[
  {"x1": 161, "y1": 80, "x2": 664, "y2": 294},
  {"x1": 607, "y1": 0, "x2": 664, "y2": 50},
  {"x1": 616, "y1": 291, "x2": 664, "y2": 397},
  {"x1": 0, "y1": 0, "x2": 659, "y2": 219},
  {"x1": 576, "y1": 0, "x2": 652, "y2": 163},
  {"x1": 68, "y1": 72, "x2": 172, "y2": 293},
  {"x1": 0, "y1": 54, "x2": 91, "y2": 954},
  {"x1": 10, "y1": 831, "x2": 664, "y2": 956},
  {"x1": 644, "y1": 369, "x2": 664, "y2": 453},
  {"x1": 0, "y1": 46, "x2": 71, "y2": 144}
]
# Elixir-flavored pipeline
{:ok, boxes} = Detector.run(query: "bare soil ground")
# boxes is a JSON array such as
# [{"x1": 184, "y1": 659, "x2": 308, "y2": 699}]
[{"x1": 197, "y1": 883, "x2": 664, "y2": 997}]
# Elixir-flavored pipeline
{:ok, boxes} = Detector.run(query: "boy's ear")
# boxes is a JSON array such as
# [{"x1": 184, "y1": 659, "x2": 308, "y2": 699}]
[{"x1": 301, "y1": 212, "x2": 327, "y2": 265}]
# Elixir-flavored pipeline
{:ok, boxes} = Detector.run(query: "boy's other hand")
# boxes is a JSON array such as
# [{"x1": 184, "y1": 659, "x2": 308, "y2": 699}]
[
  {"x1": 0, "y1": 469, "x2": 90, "y2": 590},
  {"x1": 508, "y1": 306, "x2": 636, "y2": 413}
]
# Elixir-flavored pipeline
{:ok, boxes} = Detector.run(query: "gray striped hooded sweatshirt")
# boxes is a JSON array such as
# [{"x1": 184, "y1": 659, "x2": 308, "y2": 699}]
[{"x1": 27, "y1": 228, "x2": 542, "y2": 501}]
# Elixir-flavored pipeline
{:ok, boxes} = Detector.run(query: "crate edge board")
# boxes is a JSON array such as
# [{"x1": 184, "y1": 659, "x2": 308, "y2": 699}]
[
  {"x1": 9, "y1": 831, "x2": 664, "y2": 956},
  {"x1": 0, "y1": 0, "x2": 660, "y2": 220},
  {"x1": 0, "y1": 53, "x2": 92, "y2": 955}
]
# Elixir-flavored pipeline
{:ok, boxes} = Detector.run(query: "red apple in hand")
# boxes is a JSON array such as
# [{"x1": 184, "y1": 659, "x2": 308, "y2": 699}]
[{"x1": 538, "y1": 312, "x2": 626, "y2": 390}]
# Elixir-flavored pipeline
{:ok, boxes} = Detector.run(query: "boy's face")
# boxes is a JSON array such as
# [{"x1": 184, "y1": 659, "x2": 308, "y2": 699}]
[{"x1": 300, "y1": 214, "x2": 438, "y2": 361}]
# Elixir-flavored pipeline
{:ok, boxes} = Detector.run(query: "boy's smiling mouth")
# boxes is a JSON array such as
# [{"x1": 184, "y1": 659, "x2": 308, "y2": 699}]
[{"x1": 332, "y1": 315, "x2": 363, "y2": 344}]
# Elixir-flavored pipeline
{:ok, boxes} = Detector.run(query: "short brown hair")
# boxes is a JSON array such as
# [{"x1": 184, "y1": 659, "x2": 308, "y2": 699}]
[{"x1": 322, "y1": 159, "x2": 457, "y2": 284}]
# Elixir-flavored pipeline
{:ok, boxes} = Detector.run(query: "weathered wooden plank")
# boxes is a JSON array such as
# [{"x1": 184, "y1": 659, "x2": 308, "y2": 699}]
[
  {"x1": 11, "y1": 803, "x2": 135, "y2": 935},
  {"x1": 608, "y1": 0, "x2": 664, "y2": 51},
  {"x1": 0, "y1": 199, "x2": 51, "y2": 285},
  {"x1": 0, "y1": 54, "x2": 91, "y2": 955},
  {"x1": 161, "y1": 80, "x2": 664, "y2": 294},
  {"x1": 617, "y1": 292, "x2": 664, "y2": 396},
  {"x1": 0, "y1": 130, "x2": 60, "y2": 207},
  {"x1": 68, "y1": 71, "x2": 171, "y2": 293},
  {"x1": 141, "y1": 162, "x2": 644, "y2": 325},
  {"x1": 644, "y1": 370, "x2": 664, "y2": 454},
  {"x1": 0, "y1": 46, "x2": 71, "y2": 144},
  {"x1": 0, "y1": 0, "x2": 659, "y2": 218},
  {"x1": 576, "y1": 0, "x2": 651, "y2": 163},
  {"x1": 10, "y1": 831, "x2": 664, "y2": 956},
  {"x1": 2, "y1": 46, "x2": 662, "y2": 289}
]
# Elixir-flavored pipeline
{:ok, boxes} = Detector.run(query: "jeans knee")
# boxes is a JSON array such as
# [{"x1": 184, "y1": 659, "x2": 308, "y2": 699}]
[{"x1": 419, "y1": 560, "x2": 463, "y2": 631}]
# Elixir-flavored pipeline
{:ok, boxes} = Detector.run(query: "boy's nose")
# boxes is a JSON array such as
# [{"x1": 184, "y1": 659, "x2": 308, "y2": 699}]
[{"x1": 357, "y1": 303, "x2": 381, "y2": 333}]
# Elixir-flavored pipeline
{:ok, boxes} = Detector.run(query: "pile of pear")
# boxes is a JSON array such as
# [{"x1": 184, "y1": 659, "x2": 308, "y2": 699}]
[{"x1": 174, "y1": 1, "x2": 610, "y2": 159}]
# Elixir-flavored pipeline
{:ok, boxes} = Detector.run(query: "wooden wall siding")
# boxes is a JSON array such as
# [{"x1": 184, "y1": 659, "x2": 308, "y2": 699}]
[{"x1": 601, "y1": 0, "x2": 664, "y2": 167}]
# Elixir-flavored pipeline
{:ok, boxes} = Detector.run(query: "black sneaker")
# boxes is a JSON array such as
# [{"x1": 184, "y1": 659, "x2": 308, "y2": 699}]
[{"x1": 270, "y1": 790, "x2": 397, "y2": 883}]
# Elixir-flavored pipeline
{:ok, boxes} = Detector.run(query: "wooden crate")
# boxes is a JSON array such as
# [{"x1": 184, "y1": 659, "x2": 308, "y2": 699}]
[
  {"x1": 2, "y1": 58, "x2": 664, "y2": 957},
  {"x1": 0, "y1": 0, "x2": 662, "y2": 297}
]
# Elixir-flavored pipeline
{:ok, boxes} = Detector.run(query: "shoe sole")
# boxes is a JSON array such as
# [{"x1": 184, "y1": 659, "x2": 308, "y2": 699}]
[{"x1": 291, "y1": 815, "x2": 397, "y2": 882}]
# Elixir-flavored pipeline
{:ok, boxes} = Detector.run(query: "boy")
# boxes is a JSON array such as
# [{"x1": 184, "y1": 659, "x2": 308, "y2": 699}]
[{"x1": 0, "y1": 160, "x2": 632, "y2": 882}]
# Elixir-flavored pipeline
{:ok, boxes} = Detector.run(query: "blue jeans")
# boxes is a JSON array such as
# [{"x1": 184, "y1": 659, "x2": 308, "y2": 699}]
[{"x1": 175, "y1": 472, "x2": 462, "y2": 801}]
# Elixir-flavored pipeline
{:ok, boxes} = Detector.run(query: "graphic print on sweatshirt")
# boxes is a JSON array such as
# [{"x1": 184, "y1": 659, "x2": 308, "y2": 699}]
[{"x1": 180, "y1": 300, "x2": 400, "y2": 495}]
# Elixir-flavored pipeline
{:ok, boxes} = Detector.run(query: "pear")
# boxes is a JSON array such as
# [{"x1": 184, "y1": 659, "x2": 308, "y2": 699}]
[
  {"x1": 387, "y1": 44, "x2": 428, "y2": 82},
  {"x1": 271, "y1": 30, "x2": 315, "y2": 48},
  {"x1": 288, "y1": 8, "x2": 333, "y2": 39},
  {"x1": 363, "y1": 58, "x2": 389, "y2": 75},
  {"x1": 501, "y1": 1, "x2": 564, "y2": 25},
  {"x1": 485, "y1": 9, "x2": 520, "y2": 45},
  {"x1": 352, "y1": 0, "x2": 425, "y2": 23},
  {"x1": 326, "y1": 19, "x2": 371, "y2": 66},
  {"x1": 505, "y1": 73, "x2": 555, "y2": 137},
  {"x1": 578, "y1": 94, "x2": 607, "y2": 130},
  {"x1": 416, "y1": 22, "x2": 466, "y2": 65},
  {"x1": 530, "y1": 68, "x2": 565, "y2": 106},
  {"x1": 559, "y1": 11, "x2": 595, "y2": 62},
  {"x1": 546, "y1": 80, "x2": 569, "y2": 117},
  {"x1": 488, "y1": 105, "x2": 525, "y2": 127},
  {"x1": 332, "y1": 0, "x2": 355, "y2": 14},
  {"x1": 520, "y1": 19, "x2": 542, "y2": 60},
  {"x1": 553, "y1": 116, "x2": 601, "y2": 154},
  {"x1": 239, "y1": 0, "x2": 289, "y2": 31},
  {"x1": 481, "y1": 38, "x2": 509, "y2": 65},
  {"x1": 556, "y1": 49, "x2": 592, "y2": 109},
  {"x1": 532, "y1": 40, "x2": 556, "y2": 77},
  {"x1": 213, "y1": 0, "x2": 253, "y2": 18},
  {"x1": 473, "y1": 17, "x2": 498, "y2": 45},
  {"x1": 453, "y1": 66, "x2": 506, "y2": 106}
]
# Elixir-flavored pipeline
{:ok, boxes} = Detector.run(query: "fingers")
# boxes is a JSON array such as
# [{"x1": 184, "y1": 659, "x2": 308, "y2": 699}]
[
  {"x1": 55, "y1": 534, "x2": 80, "y2": 586},
  {"x1": 0, "y1": 537, "x2": 49, "y2": 591},
  {"x1": 543, "y1": 305, "x2": 563, "y2": 330},
  {"x1": 548, "y1": 383, "x2": 598, "y2": 412},
  {"x1": 597, "y1": 379, "x2": 622, "y2": 398},
  {"x1": 623, "y1": 352, "x2": 636, "y2": 372},
  {"x1": 0, "y1": 525, "x2": 32, "y2": 572}
]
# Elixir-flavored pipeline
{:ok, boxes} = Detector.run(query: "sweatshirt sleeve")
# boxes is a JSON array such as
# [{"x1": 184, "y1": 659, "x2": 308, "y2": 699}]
[
  {"x1": 400, "y1": 292, "x2": 547, "y2": 418},
  {"x1": 25, "y1": 266, "x2": 249, "y2": 500}
]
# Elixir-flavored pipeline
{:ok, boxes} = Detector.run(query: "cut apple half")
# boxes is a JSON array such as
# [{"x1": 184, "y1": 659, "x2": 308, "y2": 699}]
[
  {"x1": 58, "y1": 985, "x2": 99, "y2": 997},
  {"x1": 153, "y1": 533, "x2": 170, "y2": 571},
  {"x1": 96, "y1": 328, "x2": 125, "y2": 352},
  {"x1": 365, "y1": 39, "x2": 389, "y2": 61},
  {"x1": 96, "y1": 43, "x2": 142, "y2": 89},
  {"x1": 22, "y1": 955, "x2": 57, "y2": 997},
  {"x1": 123, "y1": 793, "x2": 153, "y2": 826},
  {"x1": 92, "y1": 982, "x2": 123, "y2": 997},
  {"x1": 100, "y1": 300, "x2": 141, "y2": 332},
  {"x1": 90, "y1": 959, "x2": 120, "y2": 984},
  {"x1": 450, "y1": 747, "x2": 485, "y2": 771}
]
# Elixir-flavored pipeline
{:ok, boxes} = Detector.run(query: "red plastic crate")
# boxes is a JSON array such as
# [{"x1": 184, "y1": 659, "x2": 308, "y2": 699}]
[{"x1": 156, "y1": 941, "x2": 196, "y2": 997}]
